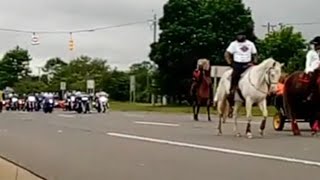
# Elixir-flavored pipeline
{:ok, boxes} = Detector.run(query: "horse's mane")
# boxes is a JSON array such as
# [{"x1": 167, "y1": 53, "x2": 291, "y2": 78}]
[
  {"x1": 258, "y1": 58, "x2": 278, "y2": 69},
  {"x1": 197, "y1": 58, "x2": 210, "y2": 71}
]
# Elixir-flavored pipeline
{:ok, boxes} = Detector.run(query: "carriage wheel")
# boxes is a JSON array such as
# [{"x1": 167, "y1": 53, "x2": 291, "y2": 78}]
[{"x1": 273, "y1": 112, "x2": 285, "y2": 131}]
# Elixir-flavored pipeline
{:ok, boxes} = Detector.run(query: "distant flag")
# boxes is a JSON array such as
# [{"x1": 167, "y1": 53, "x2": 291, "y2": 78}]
[{"x1": 31, "y1": 33, "x2": 40, "y2": 45}]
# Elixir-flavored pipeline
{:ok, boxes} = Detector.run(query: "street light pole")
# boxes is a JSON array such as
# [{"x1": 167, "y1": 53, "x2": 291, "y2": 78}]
[{"x1": 151, "y1": 12, "x2": 157, "y2": 106}]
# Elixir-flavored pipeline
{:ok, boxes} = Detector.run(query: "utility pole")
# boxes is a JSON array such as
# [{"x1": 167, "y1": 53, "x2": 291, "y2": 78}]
[
  {"x1": 151, "y1": 12, "x2": 157, "y2": 106},
  {"x1": 37, "y1": 66, "x2": 41, "y2": 81},
  {"x1": 278, "y1": 23, "x2": 285, "y2": 30},
  {"x1": 262, "y1": 22, "x2": 278, "y2": 34}
]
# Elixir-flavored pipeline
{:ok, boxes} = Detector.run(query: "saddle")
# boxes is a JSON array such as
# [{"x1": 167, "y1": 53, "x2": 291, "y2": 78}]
[
  {"x1": 226, "y1": 66, "x2": 253, "y2": 81},
  {"x1": 298, "y1": 73, "x2": 311, "y2": 83}
]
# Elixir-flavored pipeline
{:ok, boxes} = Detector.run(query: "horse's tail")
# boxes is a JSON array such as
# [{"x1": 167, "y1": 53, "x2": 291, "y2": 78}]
[{"x1": 214, "y1": 70, "x2": 231, "y2": 122}]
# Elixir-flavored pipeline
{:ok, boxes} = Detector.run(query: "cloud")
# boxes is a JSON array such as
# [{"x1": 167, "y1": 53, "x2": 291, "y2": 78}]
[{"x1": 0, "y1": 0, "x2": 318, "y2": 73}]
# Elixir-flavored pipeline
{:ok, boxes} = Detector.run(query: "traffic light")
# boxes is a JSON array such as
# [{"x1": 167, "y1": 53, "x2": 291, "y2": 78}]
[{"x1": 69, "y1": 39, "x2": 74, "y2": 51}]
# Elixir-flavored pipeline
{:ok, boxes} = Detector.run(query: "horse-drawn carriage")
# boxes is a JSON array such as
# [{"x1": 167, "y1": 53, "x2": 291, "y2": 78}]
[
  {"x1": 273, "y1": 95, "x2": 315, "y2": 131},
  {"x1": 273, "y1": 71, "x2": 320, "y2": 134}
]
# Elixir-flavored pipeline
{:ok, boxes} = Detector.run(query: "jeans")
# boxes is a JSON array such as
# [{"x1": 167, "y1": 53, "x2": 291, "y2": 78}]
[{"x1": 228, "y1": 62, "x2": 250, "y2": 106}]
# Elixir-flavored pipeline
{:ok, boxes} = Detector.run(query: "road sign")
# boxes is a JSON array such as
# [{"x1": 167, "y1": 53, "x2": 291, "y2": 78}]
[
  {"x1": 87, "y1": 80, "x2": 95, "y2": 89},
  {"x1": 130, "y1": 75, "x2": 136, "y2": 92},
  {"x1": 211, "y1": 66, "x2": 231, "y2": 78},
  {"x1": 60, "y1": 82, "x2": 66, "y2": 90}
]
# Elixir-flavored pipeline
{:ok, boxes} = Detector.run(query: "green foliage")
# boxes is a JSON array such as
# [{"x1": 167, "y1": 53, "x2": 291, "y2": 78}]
[
  {"x1": 42, "y1": 57, "x2": 67, "y2": 75},
  {"x1": 101, "y1": 70, "x2": 129, "y2": 101},
  {"x1": 150, "y1": 0, "x2": 255, "y2": 97},
  {"x1": 50, "y1": 56, "x2": 110, "y2": 92},
  {"x1": 14, "y1": 77, "x2": 48, "y2": 94},
  {"x1": 0, "y1": 46, "x2": 32, "y2": 88},
  {"x1": 258, "y1": 26, "x2": 306, "y2": 73},
  {"x1": 129, "y1": 61, "x2": 156, "y2": 102}
]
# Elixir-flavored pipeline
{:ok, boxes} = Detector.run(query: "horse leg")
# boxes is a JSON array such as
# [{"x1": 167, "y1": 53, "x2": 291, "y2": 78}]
[
  {"x1": 224, "y1": 101, "x2": 230, "y2": 123},
  {"x1": 258, "y1": 99, "x2": 268, "y2": 137},
  {"x1": 312, "y1": 120, "x2": 319, "y2": 136},
  {"x1": 207, "y1": 100, "x2": 211, "y2": 121},
  {"x1": 311, "y1": 112, "x2": 320, "y2": 136},
  {"x1": 283, "y1": 91, "x2": 301, "y2": 136},
  {"x1": 217, "y1": 113, "x2": 223, "y2": 135},
  {"x1": 196, "y1": 103, "x2": 200, "y2": 121},
  {"x1": 233, "y1": 101, "x2": 241, "y2": 137},
  {"x1": 245, "y1": 98, "x2": 253, "y2": 139},
  {"x1": 217, "y1": 99, "x2": 223, "y2": 135},
  {"x1": 192, "y1": 101, "x2": 198, "y2": 121}
]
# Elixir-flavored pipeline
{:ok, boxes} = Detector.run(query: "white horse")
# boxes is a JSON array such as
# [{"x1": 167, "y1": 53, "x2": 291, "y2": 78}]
[{"x1": 215, "y1": 58, "x2": 284, "y2": 138}]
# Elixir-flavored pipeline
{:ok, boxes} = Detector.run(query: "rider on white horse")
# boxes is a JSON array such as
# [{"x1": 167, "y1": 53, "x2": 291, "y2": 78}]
[{"x1": 225, "y1": 30, "x2": 258, "y2": 111}]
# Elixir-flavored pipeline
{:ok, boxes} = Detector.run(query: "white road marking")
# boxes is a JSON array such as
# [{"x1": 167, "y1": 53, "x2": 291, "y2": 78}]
[
  {"x1": 134, "y1": 121, "x2": 180, "y2": 127},
  {"x1": 108, "y1": 132, "x2": 320, "y2": 167},
  {"x1": 58, "y1": 114, "x2": 75, "y2": 118},
  {"x1": 124, "y1": 113, "x2": 145, "y2": 118},
  {"x1": 232, "y1": 121, "x2": 260, "y2": 125}
]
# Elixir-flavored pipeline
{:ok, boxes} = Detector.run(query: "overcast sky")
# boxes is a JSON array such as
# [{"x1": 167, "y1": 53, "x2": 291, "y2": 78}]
[{"x1": 0, "y1": 0, "x2": 319, "y2": 73}]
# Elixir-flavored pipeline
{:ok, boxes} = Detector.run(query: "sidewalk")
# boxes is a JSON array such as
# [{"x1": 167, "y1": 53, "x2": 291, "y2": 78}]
[{"x1": 0, "y1": 157, "x2": 45, "y2": 180}]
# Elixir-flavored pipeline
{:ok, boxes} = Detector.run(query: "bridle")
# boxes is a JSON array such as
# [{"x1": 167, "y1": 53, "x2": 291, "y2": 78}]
[{"x1": 248, "y1": 64, "x2": 278, "y2": 94}]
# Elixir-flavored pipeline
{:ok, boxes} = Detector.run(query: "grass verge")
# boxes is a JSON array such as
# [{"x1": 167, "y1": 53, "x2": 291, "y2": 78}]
[{"x1": 110, "y1": 101, "x2": 277, "y2": 117}]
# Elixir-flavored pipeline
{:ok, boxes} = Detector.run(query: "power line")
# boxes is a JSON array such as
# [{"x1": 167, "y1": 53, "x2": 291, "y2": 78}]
[
  {"x1": 0, "y1": 20, "x2": 149, "y2": 35},
  {"x1": 285, "y1": 22, "x2": 320, "y2": 26}
]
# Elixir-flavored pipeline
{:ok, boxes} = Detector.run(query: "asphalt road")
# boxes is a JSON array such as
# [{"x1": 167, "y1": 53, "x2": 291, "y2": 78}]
[{"x1": 0, "y1": 110, "x2": 319, "y2": 180}]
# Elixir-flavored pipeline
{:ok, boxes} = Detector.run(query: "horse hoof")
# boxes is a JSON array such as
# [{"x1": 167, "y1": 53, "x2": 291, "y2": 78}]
[
  {"x1": 235, "y1": 133, "x2": 241, "y2": 137},
  {"x1": 247, "y1": 132, "x2": 253, "y2": 139},
  {"x1": 217, "y1": 132, "x2": 222, "y2": 136},
  {"x1": 259, "y1": 130, "x2": 264, "y2": 137},
  {"x1": 208, "y1": 119, "x2": 211, "y2": 122},
  {"x1": 293, "y1": 132, "x2": 301, "y2": 136}
]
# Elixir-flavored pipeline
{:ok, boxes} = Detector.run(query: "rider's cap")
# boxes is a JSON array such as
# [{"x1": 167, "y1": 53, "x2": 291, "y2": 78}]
[
  {"x1": 310, "y1": 36, "x2": 320, "y2": 45},
  {"x1": 235, "y1": 30, "x2": 246, "y2": 36}
]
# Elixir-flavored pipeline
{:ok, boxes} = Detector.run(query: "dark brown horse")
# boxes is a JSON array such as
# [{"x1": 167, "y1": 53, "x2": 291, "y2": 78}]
[
  {"x1": 190, "y1": 61, "x2": 212, "y2": 121},
  {"x1": 283, "y1": 69, "x2": 320, "y2": 135}
]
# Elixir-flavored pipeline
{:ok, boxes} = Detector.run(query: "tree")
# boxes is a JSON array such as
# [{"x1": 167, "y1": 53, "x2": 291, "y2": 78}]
[
  {"x1": 258, "y1": 26, "x2": 306, "y2": 73},
  {"x1": 101, "y1": 69, "x2": 129, "y2": 101},
  {"x1": 43, "y1": 57, "x2": 67, "y2": 75},
  {"x1": 0, "y1": 46, "x2": 32, "y2": 88},
  {"x1": 14, "y1": 77, "x2": 48, "y2": 94},
  {"x1": 129, "y1": 61, "x2": 156, "y2": 102},
  {"x1": 149, "y1": 0, "x2": 255, "y2": 98},
  {"x1": 50, "y1": 56, "x2": 110, "y2": 91}
]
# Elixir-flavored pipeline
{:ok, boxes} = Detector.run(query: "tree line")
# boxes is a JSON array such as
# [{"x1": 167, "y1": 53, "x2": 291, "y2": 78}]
[
  {"x1": 0, "y1": 47, "x2": 157, "y2": 102},
  {"x1": 0, "y1": 0, "x2": 308, "y2": 103}
]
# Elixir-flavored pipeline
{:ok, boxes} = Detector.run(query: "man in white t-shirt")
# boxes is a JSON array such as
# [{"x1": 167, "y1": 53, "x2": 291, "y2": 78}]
[
  {"x1": 305, "y1": 36, "x2": 320, "y2": 100},
  {"x1": 224, "y1": 31, "x2": 258, "y2": 108}
]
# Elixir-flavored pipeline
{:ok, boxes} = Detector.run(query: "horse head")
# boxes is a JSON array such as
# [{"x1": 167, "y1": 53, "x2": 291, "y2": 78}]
[{"x1": 258, "y1": 58, "x2": 284, "y2": 94}]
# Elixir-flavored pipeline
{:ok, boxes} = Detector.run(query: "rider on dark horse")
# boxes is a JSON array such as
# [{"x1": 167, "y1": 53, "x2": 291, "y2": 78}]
[
  {"x1": 305, "y1": 36, "x2": 320, "y2": 101},
  {"x1": 191, "y1": 60, "x2": 213, "y2": 105},
  {"x1": 225, "y1": 31, "x2": 258, "y2": 114}
]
